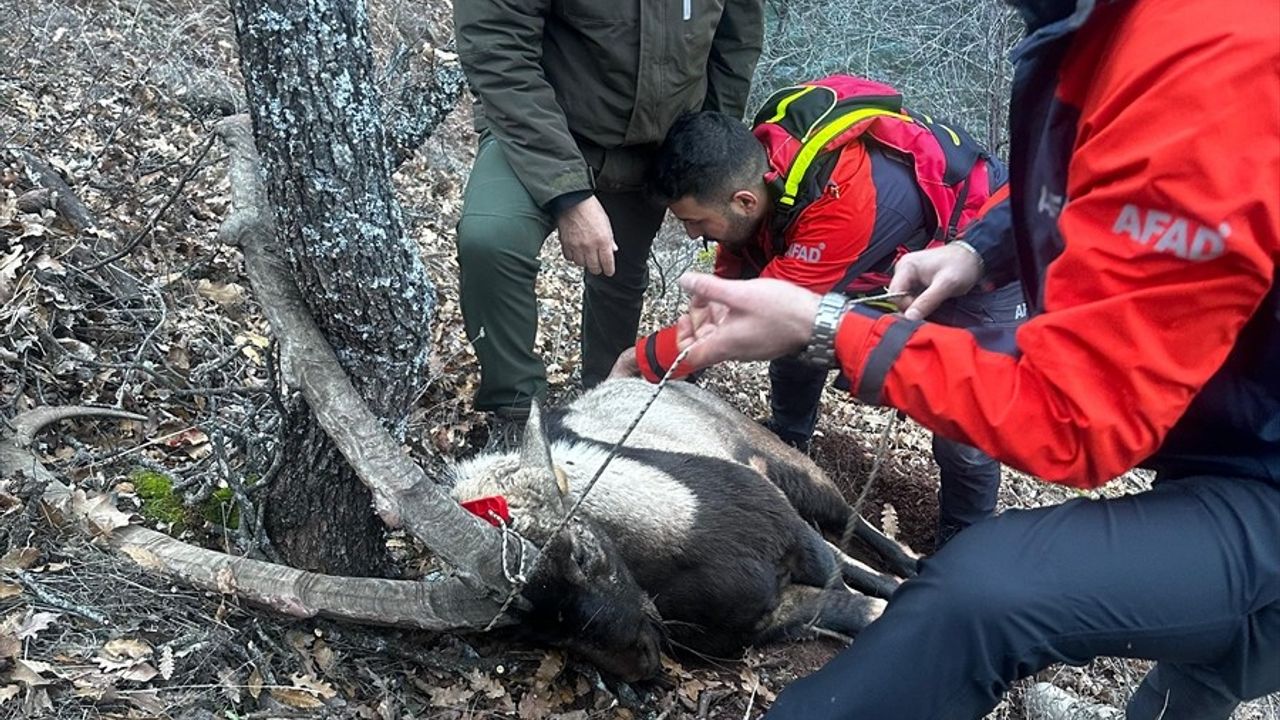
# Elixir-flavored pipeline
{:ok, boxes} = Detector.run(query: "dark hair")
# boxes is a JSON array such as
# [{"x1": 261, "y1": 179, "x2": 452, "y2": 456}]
[{"x1": 648, "y1": 112, "x2": 768, "y2": 205}]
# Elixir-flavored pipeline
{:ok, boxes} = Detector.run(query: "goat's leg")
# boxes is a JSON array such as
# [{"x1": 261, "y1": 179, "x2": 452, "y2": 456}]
[
  {"x1": 746, "y1": 451, "x2": 921, "y2": 579},
  {"x1": 825, "y1": 541, "x2": 900, "y2": 600},
  {"x1": 752, "y1": 585, "x2": 886, "y2": 645},
  {"x1": 843, "y1": 514, "x2": 920, "y2": 578},
  {"x1": 793, "y1": 526, "x2": 899, "y2": 599}
]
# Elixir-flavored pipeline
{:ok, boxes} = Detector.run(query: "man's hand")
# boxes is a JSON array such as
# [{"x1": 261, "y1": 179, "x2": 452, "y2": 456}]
[
  {"x1": 888, "y1": 243, "x2": 984, "y2": 321},
  {"x1": 674, "y1": 274, "x2": 821, "y2": 368},
  {"x1": 557, "y1": 196, "x2": 617, "y2": 276},
  {"x1": 607, "y1": 347, "x2": 641, "y2": 380}
]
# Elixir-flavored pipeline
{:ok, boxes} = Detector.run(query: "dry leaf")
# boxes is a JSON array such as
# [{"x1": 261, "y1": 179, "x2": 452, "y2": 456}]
[
  {"x1": 0, "y1": 492, "x2": 21, "y2": 515},
  {"x1": 269, "y1": 687, "x2": 324, "y2": 709},
  {"x1": 737, "y1": 667, "x2": 778, "y2": 703},
  {"x1": 116, "y1": 663, "x2": 158, "y2": 683},
  {"x1": 218, "y1": 667, "x2": 241, "y2": 705},
  {"x1": 466, "y1": 669, "x2": 506, "y2": 700},
  {"x1": 162, "y1": 428, "x2": 212, "y2": 460},
  {"x1": 10, "y1": 659, "x2": 55, "y2": 687},
  {"x1": 158, "y1": 646, "x2": 174, "y2": 681},
  {"x1": 71, "y1": 670, "x2": 119, "y2": 700},
  {"x1": 234, "y1": 331, "x2": 270, "y2": 366},
  {"x1": 21, "y1": 687, "x2": 51, "y2": 715},
  {"x1": 0, "y1": 547, "x2": 39, "y2": 570},
  {"x1": 247, "y1": 668, "x2": 263, "y2": 700},
  {"x1": 290, "y1": 673, "x2": 337, "y2": 700},
  {"x1": 532, "y1": 651, "x2": 563, "y2": 688},
  {"x1": 16, "y1": 612, "x2": 60, "y2": 640},
  {"x1": 0, "y1": 582, "x2": 21, "y2": 600},
  {"x1": 0, "y1": 634, "x2": 20, "y2": 661},
  {"x1": 516, "y1": 688, "x2": 555, "y2": 720},
  {"x1": 101, "y1": 638, "x2": 151, "y2": 660},
  {"x1": 0, "y1": 247, "x2": 24, "y2": 303},
  {"x1": 196, "y1": 279, "x2": 246, "y2": 306},
  {"x1": 427, "y1": 683, "x2": 474, "y2": 707},
  {"x1": 0, "y1": 685, "x2": 19, "y2": 703},
  {"x1": 881, "y1": 503, "x2": 899, "y2": 539},
  {"x1": 312, "y1": 639, "x2": 336, "y2": 675},
  {"x1": 661, "y1": 655, "x2": 692, "y2": 679},
  {"x1": 119, "y1": 545, "x2": 165, "y2": 571},
  {"x1": 678, "y1": 678, "x2": 707, "y2": 705},
  {"x1": 126, "y1": 689, "x2": 167, "y2": 715},
  {"x1": 71, "y1": 491, "x2": 131, "y2": 537}
]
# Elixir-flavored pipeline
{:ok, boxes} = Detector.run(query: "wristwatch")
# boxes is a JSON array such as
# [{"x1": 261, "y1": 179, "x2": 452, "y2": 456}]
[{"x1": 797, "y1": 292, "x2": 850, "y2": 369}]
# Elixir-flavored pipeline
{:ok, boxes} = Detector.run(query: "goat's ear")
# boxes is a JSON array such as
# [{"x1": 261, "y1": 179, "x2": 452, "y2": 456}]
[{"x1": 519, "y1": 401, "x2": 552, "y2": 471}]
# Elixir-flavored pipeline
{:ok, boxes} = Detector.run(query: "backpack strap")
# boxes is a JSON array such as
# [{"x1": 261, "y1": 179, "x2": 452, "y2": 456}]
[{"x1": 775, "y1": 105, "x2": 913, "y2": 212}]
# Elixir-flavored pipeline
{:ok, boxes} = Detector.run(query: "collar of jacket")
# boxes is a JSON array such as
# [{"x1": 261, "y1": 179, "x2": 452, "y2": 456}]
[{"x1": 1008, "y1": 0, "x2": 1110, "y2": 59}]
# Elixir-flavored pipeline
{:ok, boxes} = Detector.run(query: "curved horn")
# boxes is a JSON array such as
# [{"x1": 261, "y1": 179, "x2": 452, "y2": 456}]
[{"x1": 518, "y1": 402, "x2": 568, "y2": 505}]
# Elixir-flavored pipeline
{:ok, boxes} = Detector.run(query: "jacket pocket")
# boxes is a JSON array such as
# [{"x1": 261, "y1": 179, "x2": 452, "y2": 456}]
[{"x1": 557, "y1": 0, "x2": 635, "y2": 25}]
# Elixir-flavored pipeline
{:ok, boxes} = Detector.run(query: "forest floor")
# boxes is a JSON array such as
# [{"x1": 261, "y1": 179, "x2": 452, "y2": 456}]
[{"x1": 0, "y1": 1, "x2": 1276, "y2": 718}]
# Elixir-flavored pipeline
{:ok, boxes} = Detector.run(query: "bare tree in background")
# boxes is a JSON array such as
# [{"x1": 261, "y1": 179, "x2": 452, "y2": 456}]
[
  {"x1": 754, "y1": 0, "x2": 1022, "y2": 156},
  {"x1": 228, "y1": 0, "x2": 436, "y2": 576}
]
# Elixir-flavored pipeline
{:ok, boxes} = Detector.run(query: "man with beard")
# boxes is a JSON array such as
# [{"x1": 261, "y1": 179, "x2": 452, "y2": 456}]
[{"x1": 613, "y1": 85, "x2": 1024, "y2": 548}]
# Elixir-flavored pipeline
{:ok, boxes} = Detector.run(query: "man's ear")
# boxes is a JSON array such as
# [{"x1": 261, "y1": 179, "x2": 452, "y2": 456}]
[{"x1": 731, "y1": 188, "x2": 761, "y2": 214}]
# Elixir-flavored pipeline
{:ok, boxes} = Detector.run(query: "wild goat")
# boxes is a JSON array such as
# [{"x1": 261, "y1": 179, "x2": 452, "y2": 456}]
[{"x1": 449, "y1": 378, "x2": 917, "y2": 680}]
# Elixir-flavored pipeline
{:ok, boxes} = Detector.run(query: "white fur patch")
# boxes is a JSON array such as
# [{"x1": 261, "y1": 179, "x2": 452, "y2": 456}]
[
  {"x1": 550, "y1": 440, "x2": 698, "y2": 548},
  {"x1": 561, "y1": 379, "x2": 742, "y2": 464},
  {"x1": 444, "y1": 437, "x2": 699, "y2": 548}
]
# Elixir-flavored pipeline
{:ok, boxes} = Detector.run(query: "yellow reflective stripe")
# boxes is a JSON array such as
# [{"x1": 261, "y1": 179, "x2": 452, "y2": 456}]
[
  {"x1": 781, "y1": 107, "x2": 912, "y2": 203},
  {"x1": 764, "y1": 85, "x2": 818, "y2": 124},
  {"x1": 937, "y1": 122, "x2": 961, "y2": 146}
]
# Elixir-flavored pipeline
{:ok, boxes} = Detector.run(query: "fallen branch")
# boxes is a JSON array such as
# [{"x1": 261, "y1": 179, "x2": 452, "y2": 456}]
[
  {"x1": 215, "y1": 114, "x2": 537, "y2": 605},
  {"x1": 0, "y1": 407, "x2": 515, "y2": 632}
]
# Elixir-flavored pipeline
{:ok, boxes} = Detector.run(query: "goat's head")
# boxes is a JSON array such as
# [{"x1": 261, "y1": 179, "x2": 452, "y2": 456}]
[{"x1": 453, "y1": 405, "x2": 665, "y2": 681}]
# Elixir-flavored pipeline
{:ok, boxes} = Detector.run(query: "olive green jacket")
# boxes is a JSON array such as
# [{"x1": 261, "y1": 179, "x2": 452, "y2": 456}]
[{"x1": 455, "y1": 0, "x2": 765, "y2": 206}]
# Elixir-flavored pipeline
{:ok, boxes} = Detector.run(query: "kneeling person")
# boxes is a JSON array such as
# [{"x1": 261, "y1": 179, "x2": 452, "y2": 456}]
[{"x1": 614, "y1": 76, "x2": 1025, "y2": 546}]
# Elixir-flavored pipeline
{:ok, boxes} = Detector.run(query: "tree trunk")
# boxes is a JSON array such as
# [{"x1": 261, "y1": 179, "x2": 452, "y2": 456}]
[{"x1": 229, "y1": 0, "x2": 435, "y2": 576}]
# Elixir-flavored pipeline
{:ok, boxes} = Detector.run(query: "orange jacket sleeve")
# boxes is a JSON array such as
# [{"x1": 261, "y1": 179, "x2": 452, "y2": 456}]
[{"x1": 835, "y1": 3, "x2": 1279, "y2": 488}]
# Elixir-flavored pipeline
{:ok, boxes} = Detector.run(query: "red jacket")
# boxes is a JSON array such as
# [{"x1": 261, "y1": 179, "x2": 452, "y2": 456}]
[
  {"x1": 837, "y1": 0, "x2": 1279, "y2": 487},
  {"x1": 636, "y1": 100, "x2": 1004, "y2": 380}
]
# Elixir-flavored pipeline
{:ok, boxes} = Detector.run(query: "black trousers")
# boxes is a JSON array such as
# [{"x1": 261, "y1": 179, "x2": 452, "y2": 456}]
[
  {"x1": 456, "y1": 132, "x2": 664, "y2": 413},
  {"x1": 764, "y1": 474, "x2": 1280, "y2": 719},
  {"x1": 769, "y1": 282, "x2": 1026, "y2": 541}
]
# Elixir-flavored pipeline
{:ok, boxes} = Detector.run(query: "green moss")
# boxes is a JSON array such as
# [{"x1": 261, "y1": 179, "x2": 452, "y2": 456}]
[
  {"x1": 129, "y1": 469, "x2": 186, "y2": 529},
  {"x1": 200, "y1": 487, "x2": 240, "y2": 530},
  {"x1": 129, "y1": 470, "x2": 241, "y2": 532}
]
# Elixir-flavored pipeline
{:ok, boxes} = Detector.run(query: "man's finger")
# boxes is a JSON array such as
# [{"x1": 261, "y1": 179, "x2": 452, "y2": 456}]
[
  {"x1": 902, "y1": 281, "x2": 951, "y2": 321},
  {"x1": 887, "y1": 263, "x2": 920, "y2": 296},
  {"x1": 582, "y1": 245, "x2": 602, "y2": 275},
  {"x1": 679, "y1": 272, "x2": 737, "y2": 306},
  {"x1": 598, "y1": 244, "x2": 616, "y2": 277}
]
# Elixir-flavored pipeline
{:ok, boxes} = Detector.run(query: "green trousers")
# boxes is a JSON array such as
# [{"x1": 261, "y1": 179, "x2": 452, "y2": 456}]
[{"x1": 456, "y1": 133, "x2": 665, "y2": 414}]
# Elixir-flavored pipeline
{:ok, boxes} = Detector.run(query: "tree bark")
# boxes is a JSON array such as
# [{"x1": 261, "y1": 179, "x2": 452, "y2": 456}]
[{"x1": 229, "y1": 0, "x2": 435, "y2": 576}]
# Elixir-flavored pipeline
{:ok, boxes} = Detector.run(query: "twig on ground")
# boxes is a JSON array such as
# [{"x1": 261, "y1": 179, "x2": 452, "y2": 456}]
[{"x1": 12, "y1": 570, "x2": 112, "y2": 625}]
